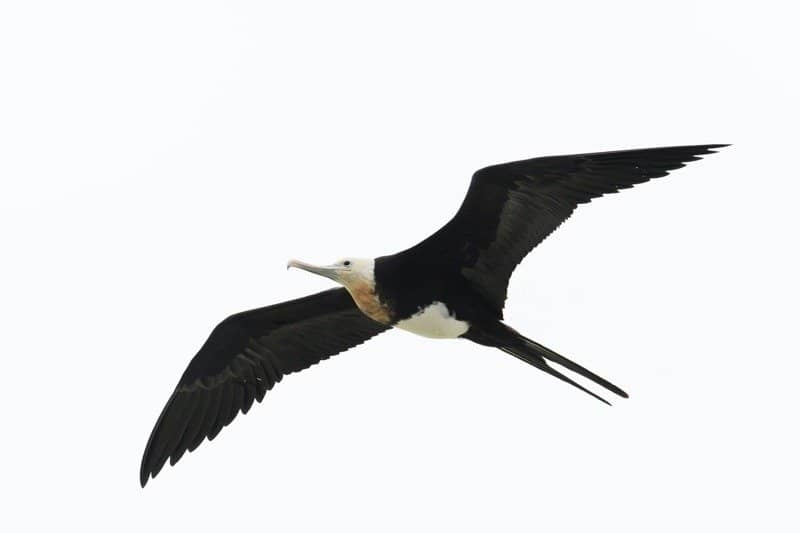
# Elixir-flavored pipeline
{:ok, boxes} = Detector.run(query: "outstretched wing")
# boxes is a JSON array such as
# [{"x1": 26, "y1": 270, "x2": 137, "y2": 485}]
[
  {"x1": 410, "y1": 144, "x2": 727, "y2": 313},
  {"x1": 140, "y1": 288, "x2": 389, "y2": 486}
]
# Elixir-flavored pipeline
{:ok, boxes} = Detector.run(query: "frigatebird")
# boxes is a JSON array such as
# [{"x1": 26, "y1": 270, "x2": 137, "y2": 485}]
[{"x1": 140, "y1": 144, "x2": 726, "y2": 486}]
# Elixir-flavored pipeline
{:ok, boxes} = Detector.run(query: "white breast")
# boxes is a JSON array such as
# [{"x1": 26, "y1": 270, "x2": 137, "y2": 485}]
[{"x1": 393, "y1": 302, "x2": 469, "y2": 339}]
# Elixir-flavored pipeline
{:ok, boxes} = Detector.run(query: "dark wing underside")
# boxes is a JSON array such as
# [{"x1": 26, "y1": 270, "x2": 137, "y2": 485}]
[
  {"x1": 409, "y1": 145, "x2": 727, "y2": 313},
  {"x1": 140, "y1": 288, "x2": 388, "y2": 486}
]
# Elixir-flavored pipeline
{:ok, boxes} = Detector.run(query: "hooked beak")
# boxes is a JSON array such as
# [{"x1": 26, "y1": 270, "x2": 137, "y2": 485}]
[{"x1": 287, "y1": 259, "x2": 341, "y2": 282}]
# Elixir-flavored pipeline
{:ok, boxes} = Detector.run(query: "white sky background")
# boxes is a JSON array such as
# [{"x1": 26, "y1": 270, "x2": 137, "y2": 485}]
[{"x1": 1, "y1": 1, "x2": 798, "y2": 531}]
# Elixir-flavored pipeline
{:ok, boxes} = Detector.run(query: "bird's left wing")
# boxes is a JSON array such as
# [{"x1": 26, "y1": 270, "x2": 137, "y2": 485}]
[
  {"x1": 406, "y1": 145, "x2": 727, "y2": 313},
  {"x1": 140, "y1": 287, "x2": 388, "y2": 486}
]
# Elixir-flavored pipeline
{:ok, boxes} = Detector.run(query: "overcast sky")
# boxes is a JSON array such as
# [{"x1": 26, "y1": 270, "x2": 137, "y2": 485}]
[{"x1": 1, "y1": 1, "x2": 798, "y2": 532}]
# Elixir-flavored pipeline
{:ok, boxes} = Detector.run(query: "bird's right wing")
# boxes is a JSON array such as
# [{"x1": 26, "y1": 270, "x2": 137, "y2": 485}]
[{"x1": 140, "y1": 288, "x2": 389, "y2": 487}]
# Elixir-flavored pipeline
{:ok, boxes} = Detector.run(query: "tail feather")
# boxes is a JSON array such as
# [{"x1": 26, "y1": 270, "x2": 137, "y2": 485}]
[
  {"x1": 500, "y1": 347, "x2": 612, "y2": 405},
  {"x1": 466, "y1": 322, "x2": 628, "y2": 404},
  {"x1": 520, "y1": 337, "x2": 629, "y2": 399}
]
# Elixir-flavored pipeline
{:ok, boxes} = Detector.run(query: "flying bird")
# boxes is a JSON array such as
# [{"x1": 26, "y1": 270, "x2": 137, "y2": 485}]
[{"x1": 140, "y1": 144, "x2": 727, "y2": 486}]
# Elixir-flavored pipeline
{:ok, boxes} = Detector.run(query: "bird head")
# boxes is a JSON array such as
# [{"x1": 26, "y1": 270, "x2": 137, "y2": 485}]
[{"x1": 287, "y1": 257, "x2": 375, "y2": 290}]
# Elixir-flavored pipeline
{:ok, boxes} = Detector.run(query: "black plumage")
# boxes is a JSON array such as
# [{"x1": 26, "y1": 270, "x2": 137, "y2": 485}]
[
  {"x1": 140, "y1": 144, "x2": 726, "y2": 486},
  {"x1": 140, "y1": 288, "x2": 388, "y2": 486},
  {"x1": 382, "y1": 144, "x2": 728, "y2": 315}
]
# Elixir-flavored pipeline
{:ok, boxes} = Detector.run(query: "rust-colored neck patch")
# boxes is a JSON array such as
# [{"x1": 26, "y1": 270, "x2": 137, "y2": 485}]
[{"x1": 346, "y1": 280, "x2": 392, "y2": 325}]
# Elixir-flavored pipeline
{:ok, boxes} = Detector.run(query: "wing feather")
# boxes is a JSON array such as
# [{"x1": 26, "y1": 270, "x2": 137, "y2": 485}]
[
  {"x1": 408, "y1": 145, "x2": 727, "y2": 312},
  {"x1": 140, "y1": 288, "x2": 388, "y2": 486}
]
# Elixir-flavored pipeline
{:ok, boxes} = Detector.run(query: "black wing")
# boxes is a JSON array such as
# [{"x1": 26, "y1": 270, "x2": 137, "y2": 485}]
[
  {"x1": 140, "y1": 288, "x2": 389, "y2": 487},
  {"x1": 411, "y1": 145, "x2": 728, "y2": 313}
]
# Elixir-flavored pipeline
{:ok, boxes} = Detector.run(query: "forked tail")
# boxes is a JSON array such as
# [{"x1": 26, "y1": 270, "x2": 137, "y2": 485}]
[{"x1": 464, "y1": 322, "x2": 629, "y2": 405}]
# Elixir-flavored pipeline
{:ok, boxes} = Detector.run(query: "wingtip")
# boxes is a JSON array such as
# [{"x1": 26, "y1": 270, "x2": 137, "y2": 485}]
[
  {"x1": 668, "y1": 143, "x2": 730, "y2": 155},
  {"x1": 648, "y1": 143, "x2": 730, "y2": 155},
  {"x1": 703, "y1": 143, "x2": 731, "y2": 151}
]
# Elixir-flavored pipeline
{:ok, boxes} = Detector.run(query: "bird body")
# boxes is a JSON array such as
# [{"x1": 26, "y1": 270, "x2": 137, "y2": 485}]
[
  {"x1": 140, "y1": 144, "x2": 727, "y2": 486},
  {"x1": 394, "y1": 302, "x2": 469, "y2": 339}
]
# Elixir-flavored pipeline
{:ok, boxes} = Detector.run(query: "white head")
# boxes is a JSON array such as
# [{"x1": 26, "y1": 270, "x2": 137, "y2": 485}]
[{"x1": 287, "y1": 257, "x2": 375, "y2": 290}]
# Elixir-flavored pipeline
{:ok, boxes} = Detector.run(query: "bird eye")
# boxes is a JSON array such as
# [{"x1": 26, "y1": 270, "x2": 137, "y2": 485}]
[{"x1": 343, "y1": 260, "x2": 351, "y2": 267}]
